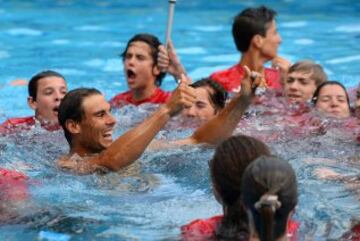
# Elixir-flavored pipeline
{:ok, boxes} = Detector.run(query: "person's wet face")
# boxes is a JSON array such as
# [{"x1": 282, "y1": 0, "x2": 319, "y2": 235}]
[
  {"x1": 182, "y1": 86, "x2": 217, "y2": 121},
  {"x1": 28, "y1": 76, "x2": 67, "y2": 124},
  {"x1": 260, "y1": 20, "x2": 282, "y2": 60},
  {"x1": 315, "y1": 84, "x2": 350, "y2": 119},
  {"x1": 79, "y1": 94, "x2": 116, "y2": 153},
  {"x1": 284, "y1": 71, "x2": 317, "y2": 103},
  {"x1": 123, "y1": 41, "x2": 160, "y2": 91}
]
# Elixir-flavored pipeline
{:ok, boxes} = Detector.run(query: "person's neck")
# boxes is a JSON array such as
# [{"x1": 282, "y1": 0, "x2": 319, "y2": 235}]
[
  {"x1": 69, "y1": 144, "x2": 103, "y2": 158},
  {"x1": 239, "y1": 51, "x2": 267, "y2": 75},
  {"x1": 132, "y1": 84, "x2": 158, "y2": 102}
]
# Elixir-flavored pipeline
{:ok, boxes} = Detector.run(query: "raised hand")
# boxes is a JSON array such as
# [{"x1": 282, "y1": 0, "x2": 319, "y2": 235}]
[
  {"x1": 165, "y1": 74, "x2": 196, "y2": 116},
  {"x1": 157, "y1": 41, "x2": 188, "y2": 82},
  {"x1": 272, "y1": 56, "x2": 291, "y2": 74}
]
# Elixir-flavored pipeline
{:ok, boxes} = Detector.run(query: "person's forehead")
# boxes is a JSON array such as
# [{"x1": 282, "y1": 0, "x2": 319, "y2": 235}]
[
  {"x1": 320, "y1": 85, "x2": 346, "y2": 96},
  {"x1": 128, "y1": 41, "x2": 152, "y2": 54},
  {"x1": 288, "y1": 71, "x2": 313, "y2": 79},
  {"x1": 37, "y1": 76, "x2": 66, "y2": 89},
  {"x1": 82, "y1": 94, "x2": 109, "y2": 113}
]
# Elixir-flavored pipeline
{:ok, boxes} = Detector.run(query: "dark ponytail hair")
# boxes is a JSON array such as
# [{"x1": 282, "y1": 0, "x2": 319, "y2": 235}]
[
  {"x1": 209, "y1": 135, "x2": 271, "y2": 239},
  {"x1": 242, "y1": 155, "x2": 298, "y2": 241}
]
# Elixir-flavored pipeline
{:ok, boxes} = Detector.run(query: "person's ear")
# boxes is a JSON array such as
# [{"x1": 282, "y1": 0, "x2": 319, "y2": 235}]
[
  {"x1": 152, "y1": 65, "x2": 161, "y2": 77},
  {"x1": 27, "y1": 96, "x2": 37, "y2": 110},
  {"x1": 252, "y1": 34, "x2": 264, "y2": 49},
  {"x1": 65, "y1": 119, "x2": 81, "y2": 134}
]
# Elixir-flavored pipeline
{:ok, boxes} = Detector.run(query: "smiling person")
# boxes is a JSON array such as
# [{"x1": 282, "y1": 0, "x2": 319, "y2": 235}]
[
  {"x1": 182, "y1": 78, "x2": 228, "y2": 121},
  {"x1": 312, "y1": 81, "x2": 351, "y2": 119},
  {"x1": 0, "y1": 70, "x2": 67, "y2": 133},
  {"x1": 109, "y1": 33, "x2": 171, "y2": 108},
  {"x1": 57, "y1": 67, "x2": 256, "y2": 175},
  {"x1": 283, "y1": 61, "x2": 327, "y2": 103}
]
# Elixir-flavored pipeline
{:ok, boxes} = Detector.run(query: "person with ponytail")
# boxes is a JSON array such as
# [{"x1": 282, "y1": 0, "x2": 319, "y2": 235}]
[
  {"x1": 242, "y1": 156, "x2": 299, "y2": 241},
  {"x1": 181, "y1": 135, "x2": 272, "y2": 240}
]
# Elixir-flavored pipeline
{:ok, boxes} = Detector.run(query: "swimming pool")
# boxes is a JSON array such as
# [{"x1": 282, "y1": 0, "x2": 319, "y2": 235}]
[{"x1": 0, "y1": 0, "x2": 359, "y2": 240}]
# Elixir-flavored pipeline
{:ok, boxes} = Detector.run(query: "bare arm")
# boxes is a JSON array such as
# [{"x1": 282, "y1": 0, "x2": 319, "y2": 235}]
[
  {"x1": 91, "y1": 81, "x2": 196, "y2": 171},
  {"x1": 181, "y1": 66, "x2": 254, "y2": 146}
]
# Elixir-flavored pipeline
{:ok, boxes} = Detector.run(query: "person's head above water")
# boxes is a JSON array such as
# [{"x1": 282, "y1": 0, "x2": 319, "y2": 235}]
[
  {"x1": 58, "y1": 88, "x2": 115, "y2": 153},
  {"x1": 121, "y1": 33, "x2": 166, "y2": 89},
  {"x1": 182, "y1": 78, "x2": 228, "y2": 121},
  {"x1": 242, "y1": 155, "x2": 298, "y2": 241},
  {"x1": 209, "y1": 135, "x2": 271, "y2": 239},
  {"x1": 27, "y1": 70, "x2": 67, "y2": 124},
  {"x1": 312, "y1": 80, "x2": 350, "y2": 119},
  {"x1": 232, "y1": 5, "x2": 281, "y2": 61},
  {"x1": 284, "y1": 60, "x2": 328, "y2": 103}
]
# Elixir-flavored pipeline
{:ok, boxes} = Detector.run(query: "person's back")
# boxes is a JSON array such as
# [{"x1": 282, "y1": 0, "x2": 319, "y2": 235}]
[
  {"x1": 210, "y1": 6, "x2": 285, "y2": 93},
  {"x1": 242, "y1": 155, "x2": 298, "y2": 241}
]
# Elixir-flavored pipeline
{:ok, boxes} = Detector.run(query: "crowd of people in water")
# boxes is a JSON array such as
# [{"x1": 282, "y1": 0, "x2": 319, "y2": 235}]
[{"x1": 0, "y1": 5, "x2": 359, "y2": 241}]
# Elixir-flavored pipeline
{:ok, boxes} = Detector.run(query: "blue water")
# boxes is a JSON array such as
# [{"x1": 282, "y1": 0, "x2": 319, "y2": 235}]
[{"x1": 0, "y1": 0, "x2": 359, "y2": 240}]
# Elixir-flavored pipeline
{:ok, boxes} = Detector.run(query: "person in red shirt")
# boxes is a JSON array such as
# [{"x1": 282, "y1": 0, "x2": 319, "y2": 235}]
[
  {"x1": 109, "y1": 33, "x2": 171, "y2": 108},
  {"x1": 181, "y1": 135, "x2": 300, "y2": 241},
  {"x1": 0, "y1": 70, "x2": 68, "y2": 133},
  {"x1": 209, "y1": 6, "x2": 289, "y2": 93},
  {"x1": 242, "y1": 156, "x2": 299, "y2": 241}
]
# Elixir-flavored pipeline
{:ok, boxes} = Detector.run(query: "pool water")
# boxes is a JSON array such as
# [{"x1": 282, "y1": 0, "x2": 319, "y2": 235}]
[{"x1": 0, "y1": 0, "x2": 359, "y2": 240}]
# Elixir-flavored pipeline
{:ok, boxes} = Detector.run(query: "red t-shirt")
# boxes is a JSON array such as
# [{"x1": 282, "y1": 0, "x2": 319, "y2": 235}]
[
  {"x1": 181, "y1": 215, "x2": 299, "y2": 241},
  {"x1": 210, "y1": 64, "x2": 281, "y2": 93},
  {"x1": 0, "y1": 116, "x2": 60, "y2": 134},
  {"x1": 0, "y1": 168, "x2": 29, "y2": 201},
  {"x1": 110, "y1": 88, "x2": 171, "y2": 108}
]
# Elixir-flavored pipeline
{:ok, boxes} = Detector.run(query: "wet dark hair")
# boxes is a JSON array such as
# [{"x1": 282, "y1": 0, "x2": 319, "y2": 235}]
[
  {"x1": 121, "y1": 33, "x2": 166, "y2": 86},
  {"x1": 242, "y1": 155, "x2": 298, "y2": 241},
  {"x1": 58, "y1": 88, "x2": 102, "y2": 146},
  {"x1": 209, "y1": 135, "x2": 271, "y2": 239},
  {"x1": 190, "y1": 78, "x2": 228, "y2": 112},
  {"x1": 232, "y1": 6, "x2": 277, "y2": 53},
  {"x1": 311, "y1": 80, "x2": 350, "y2": 109},
  {"x1": 287, "y1": 60, "x2": 328, "y2": 86},
  {"x1": 28, "y1": 70, "x2": 66, "y2": 100}
]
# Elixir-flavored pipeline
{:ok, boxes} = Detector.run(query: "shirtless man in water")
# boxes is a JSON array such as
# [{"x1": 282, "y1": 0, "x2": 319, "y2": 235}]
[{"x1": 57, "y1": 69, "x2": 256, "y2": 174}]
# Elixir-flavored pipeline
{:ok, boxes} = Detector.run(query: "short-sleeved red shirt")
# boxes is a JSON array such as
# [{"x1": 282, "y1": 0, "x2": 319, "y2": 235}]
[
  {"x1": 110, "y1": 88, "x2": 171, "y2": 108},
  {"x1": 0, "y1": 116, "x2": 60, "y2": 134},
  {"x1": 210, "y1": 64, "x2": 281, "y2": 93},
  {"x1": 181, "y1": 215, "x2": 299, "y2": 241}
]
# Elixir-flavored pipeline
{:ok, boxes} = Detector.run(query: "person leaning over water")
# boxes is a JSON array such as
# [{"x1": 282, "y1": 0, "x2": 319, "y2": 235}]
[
  {"x1": 57, "y1": 67, "x2": 256, "y2": 174},
  {"x1": 181, "y1": 136, "x2": 299, "y2": 241},
  {"x1": 109, "y1": 33, "x2": 171, "y2": 108},
  {"x1": 0, "y1": 70, "x2": 67, "y2": 133}
]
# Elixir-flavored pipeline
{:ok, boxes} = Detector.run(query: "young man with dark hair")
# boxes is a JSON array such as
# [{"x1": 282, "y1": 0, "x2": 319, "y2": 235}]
[
  {"x1": 210, "y1": 6, "x2": 289, "y2": 93},
  {"x1": 182, "y1": 78, "x2": 228, "y2": 121},
  {"x1": 109, "y1": 33, "x2": 171, "y2": 108},
  {"x1": 0, "y1": 70, "x2": 67, "y2": 133},
  {"x1": 57, "y1": 68, "x2": 256, "y2": 175}
]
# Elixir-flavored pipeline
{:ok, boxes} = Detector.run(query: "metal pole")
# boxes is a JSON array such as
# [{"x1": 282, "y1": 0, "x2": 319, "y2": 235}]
[{"x1": 165, "y1": 0, "x2": 176, "y2": 47}]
